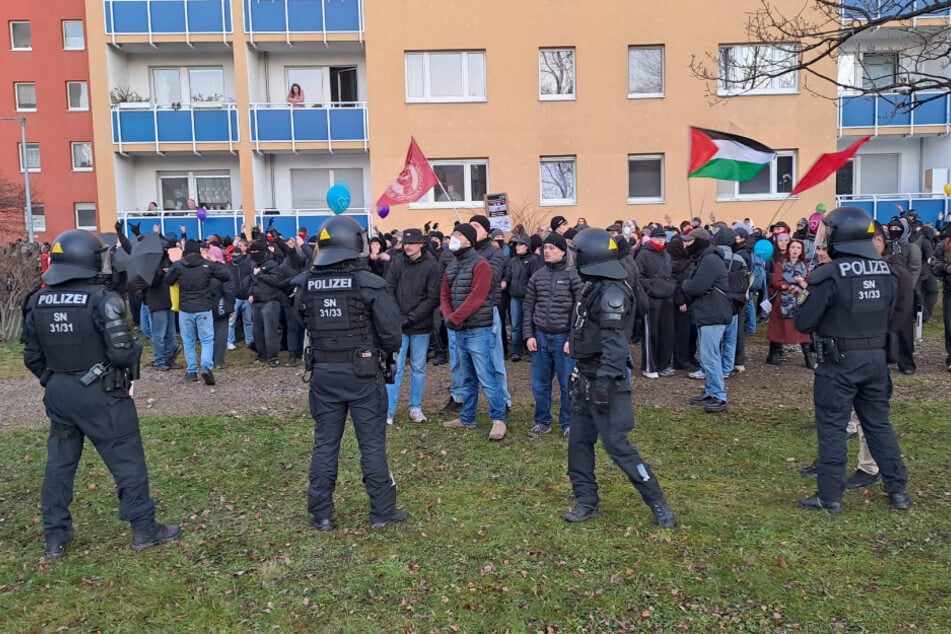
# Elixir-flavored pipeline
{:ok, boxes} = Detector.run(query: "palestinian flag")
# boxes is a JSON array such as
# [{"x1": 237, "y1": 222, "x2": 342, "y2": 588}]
[{"x1": 688, "y1": 127, "x2": 776, "y2": 182}]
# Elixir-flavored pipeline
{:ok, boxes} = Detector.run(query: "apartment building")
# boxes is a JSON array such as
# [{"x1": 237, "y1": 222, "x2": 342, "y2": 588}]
[{"x1": 1, "y1": 0, "x2": 97, "y2": 241}]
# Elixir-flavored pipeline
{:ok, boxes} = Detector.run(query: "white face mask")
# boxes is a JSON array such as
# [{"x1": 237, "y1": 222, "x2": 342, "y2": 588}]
[
  {"x1": 448, "y1": 236, "x2": 463, "y2": 252},
  {"x1": 622, "y1": 225, "x2": 633, "y2": 237}
]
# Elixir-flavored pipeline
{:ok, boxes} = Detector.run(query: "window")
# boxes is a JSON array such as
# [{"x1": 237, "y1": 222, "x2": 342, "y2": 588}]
[
  {"x1": 862, "y1": 53, "x2": 898, "y2": 90},
  {"x1": 718, "y1": 152, "x2": 796, "y2": 199},
  {"x1": 67, "y1": 81, "x2": 89, "y2": 110},
  {"x1": 10, "y1": 21, "x2": 30, "y2": 50},
  {"x1": 63, "y1": 20, "x2": 84, "y2": 50},
  {"x1": 15, "y1": 82, "x2": 36, "y2": 110},
  {"x1": 30, "y1": 204, "x2": 46, "y2": 233},
  {"x1": 151, "y1": 67, "x2": 225, "y2": 105},
  {"x1": 628, "y1": 46, "x2": 664, "y2": 97},
  {"x1": 291, "y1": 168, "x2": 365, "y2": 209},
  {"x1": 539, "y1": 48, "x2": 575, "y2": 100},
  {"x1": 628, "y1": 155, "x2": 664, "y2": 202},
  {"x1": 285, "y1": 66, "x2": 358, "y2": 106},
  {"x1": 71, "y1": 142, "x2": 93, "y2": 171},
  {"x1": 158, "y1": 171, "x2": 232, "y2": 211},
  {"x1": 540, "y1": 157, "x2": 577, "y2": 205},
  {"x1": 75, "y1": 203, "x2": 97, "y2": 231},
  {"x1": 411, "y1": 160, "x2": 488, "y2": 206},
  {"x1": 718, "y1": 44, "x2": 798, "y2": 95},
  {"x1": 18, "y1": 142, "x2": 40, "y2": 172},
  {"x1": 857, "y1": 154, "x2": 900, "y2": 194},
  {"x1": 836, "y1": 159, "x2": 854, "y2": 196},
  {"x1": 405, "y1": 51, "x2": 486, "y2": 102}
]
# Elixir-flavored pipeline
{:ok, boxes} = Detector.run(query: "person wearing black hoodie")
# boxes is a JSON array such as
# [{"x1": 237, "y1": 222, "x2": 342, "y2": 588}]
[
  {"x1": 668, "y1": 234, "x2": 699, "y2": 370},
  {"x1": 504, "y1": 237, "x2": 540, "y2": 361},
  {"x1": 635, "y1": 227, "x2": 676, "y2": 377},
  {"x1": 165, "y1": 239, "x2": 232, "y2": 384},
  {"x1": 145, "y1": 236, "x2": 181, "y2": 371},
  {"x1": 247, "y1": 240, "x2": 288, "y2": 367}
]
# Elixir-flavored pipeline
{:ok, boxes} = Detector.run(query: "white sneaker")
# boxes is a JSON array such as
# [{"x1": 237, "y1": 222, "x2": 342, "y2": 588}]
[
  {"x1": 688, "y1": 370, "x2": 706, "y2": 380},
  {"x1": 226, "y1": 343, "x2": 236, "y2": 351},
  {"x1": 642, "y1": 371, "x2": 659, "y2": 379},
  {"x1": 409, "y1": 407, "x2": 427, "y2": 423},
  {"x1": 734, "y1": 365, "x2": 746, "y2": 373},
  {"x1": 386, "y1": 417, "x2": 394, "y2": 426}
]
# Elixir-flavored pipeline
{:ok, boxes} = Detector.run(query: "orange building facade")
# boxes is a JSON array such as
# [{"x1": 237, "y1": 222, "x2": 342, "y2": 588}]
[{"x1": 0, "y1": 0, "x2": 97, "y2": 242}]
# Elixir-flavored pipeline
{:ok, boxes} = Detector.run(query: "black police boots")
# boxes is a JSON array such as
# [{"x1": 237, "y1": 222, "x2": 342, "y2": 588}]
[
  {"x1": 649, "y1": 501, "x2": 676, "y2": 528},
  {"x1": 564, "y1": 503, "x2": 601, "y2": 523},
  {"x1": 797, "y1": 494, "x2": 842, "y2": 515},
  {"x1": 131, "y1": 523, "x2": 182, "y2": 551},
  {"x1": 765, "y1": 342, "x2": 785, "y2": 365},
  {"x1": 312, "y1": 517, "x2": 335, "y2": 532},
  {"x1": 45, "y1": 530, "x2": 74, "y2": 558},
  {"x1": 889, "y1": 491, "x2": 912, "y2": 510},
  {"x1": 371, "y1": 507, "x2": 409, "y2": 529}
]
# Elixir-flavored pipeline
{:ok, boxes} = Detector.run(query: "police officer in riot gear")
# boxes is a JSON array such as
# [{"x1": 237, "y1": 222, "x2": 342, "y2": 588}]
[
  {"x1": 294, "y1": 216, "x2": 406, "y2": 530},
  {"x1": 565, "y1": 228, "x2": 675, "y2": 528},
  {"x1": 794, "y1": 207, "x2": 910, "y2": 514},
  {"x1": 21, "y1": 230, "x2": 181, "y2": 557}
]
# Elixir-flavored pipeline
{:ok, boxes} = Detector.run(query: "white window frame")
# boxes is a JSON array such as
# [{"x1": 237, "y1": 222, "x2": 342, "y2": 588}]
[
  {"x1": 71, "y1": 142, "x2": 93, "y2": 171},
  {"x1": 75, "y1": 203, "x2": 97, "y2": 231},
  {"x1": 627, "y1": 154, "x2": 665, "y2": 204},
  {"x1": 150, "y1": 66, "x2": 226, "y2": 106},
  {"x1": 540, "y1": 156, "x2": 577, "y2": 206},
  {"x1": 62, "y1": 20, "x2": 84, "y2": 51},
  {"x1": 67, "y1": 81, "x2": 89, "y2": 111},
  {"x1": 539, "y1": 48, "x2": 576, "y2": 101},
  {"x1": 409, "y1": 159, "x2": 488, "y2": 209},
  {"x1": 157, "y1": 170, "x2": 233, "y2": 211},
  {"x1": 405, "y1": 51, "x2": 487, "y2": 103},
  {"x1": 718, "y1": 151, "x2": 797, "y2": 201},
  {"x1": 627, "y1": 46, "x2": 665, "y2": 99},
  {"x1": 18, "y1": 142, "x2": 40, "y2": 173},
  {"x1": 10, "y1": 21, "x2": 31, "y2": 51},
  {"x1": 15, "y1": 82, "x2": 36, "y2": 111},
  {"x1": 718, "y1": 44, "x2": 799, "y2": 96}
]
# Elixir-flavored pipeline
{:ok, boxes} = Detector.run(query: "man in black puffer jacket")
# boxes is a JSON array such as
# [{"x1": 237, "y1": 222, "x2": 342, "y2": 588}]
[
  {"x1": 165, "y1": 240, "x2": 231, "y2": 384},
  {"x1": 522, "y1": 231, "x2": 582, "y2": 439},
  {"x1": 504, "y1": 237, "x2": 540, "y2": 361},
  {"x1": 635, "y1": 227, "x2": 676, "y2": 378},
  {"x1": 681, "y1": 229, "x2": 732, "y2": 413},
  {"x1": 247, "y1": 240, "x2": 288, "y2": 367}
]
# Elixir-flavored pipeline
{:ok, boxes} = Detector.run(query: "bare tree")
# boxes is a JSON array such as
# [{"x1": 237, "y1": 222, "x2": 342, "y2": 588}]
[
  {"x1": 540, "y1": 50, "x2": 575, "y2": 96},
  {"x1": 541, "y1": 160, "x2": 576, "y2": 201},
  {"x1": 0, "y1": 243, "x2": 41, "y2": 342},
  {"x1": 0, "y1": 170, "x2": 42, "y2": 243},
  {"x1": 691, "y1": 1, "x2": 951, "y2": 109}
]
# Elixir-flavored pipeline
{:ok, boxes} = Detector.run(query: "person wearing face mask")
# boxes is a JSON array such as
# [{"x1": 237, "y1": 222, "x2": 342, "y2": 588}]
[
  {"x1": 885, "y1": 217, "x2": 921, "y2": 374},
  {"x1": 681, "y1": 228, "x2": 732, "y2": 413},
  {"x1": 635, "y1": 226, "x2": 676, "y2": 378},
  {"x1": 247, "y1": 240, "x2": 288, "y2": 368},
  {"x1": 440, "y1": 224, "x2": 509, "y2": 440}
]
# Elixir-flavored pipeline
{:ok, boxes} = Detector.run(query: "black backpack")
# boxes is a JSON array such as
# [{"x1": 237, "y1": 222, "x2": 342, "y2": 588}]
[{"x1": 718, "y1": 254, "x2": 754, "y2": 314}]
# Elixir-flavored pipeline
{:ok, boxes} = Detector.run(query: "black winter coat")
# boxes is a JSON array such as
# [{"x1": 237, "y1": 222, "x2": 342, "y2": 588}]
[
  {"x1": 209, "y1": 268, "x2": 237, "y2": 321},
  {"x1": 144, "y1": 253, "x2": 173, "y2": 311},
  {"x1": 249, "y1": 256, "x2": 289, "y2": 304},
  {"x1": 635, "y1": 243, "x2": 675, "y2": 299},
  {"x1": 505, "y1": 252, "x2": 540, "y2": 299},
  {"x1": 682, "y1": 244, "x2": 732, "y2": 326},
  {"x1": 522, "y1": 260, "x2": 583, "y2": 337},
  {"x1": 165, "y1": 253, "x2": 232, "y2": 313},
  {"x1": 385, "y1": 250, "x2": 442, "y2": 335}
]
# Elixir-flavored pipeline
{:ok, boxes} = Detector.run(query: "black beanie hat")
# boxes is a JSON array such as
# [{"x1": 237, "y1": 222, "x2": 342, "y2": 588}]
[
  {"x1": 183, "y1": 239, "x2": 201, "y2": 256},
  {"x1": 454, "y1": 223, "x2": 478, "y2": 246},
  {"x1": 529, "y1": 234, "x2": 543, "y2": 252},
  {"x1": 550, "y1": 215, "x2": 568, "y2": 231},
  {"x1": 468, "y1": 214, "x2": 491, "y2": 235},
  {"x1": 543, "y1": 231, "x2": 567, "y2": 252}
]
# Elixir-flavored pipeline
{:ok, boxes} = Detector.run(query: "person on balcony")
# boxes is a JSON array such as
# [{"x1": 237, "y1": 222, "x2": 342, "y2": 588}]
[{"x1": 288, "y1": 83, "x2": 305, "y2": 108}]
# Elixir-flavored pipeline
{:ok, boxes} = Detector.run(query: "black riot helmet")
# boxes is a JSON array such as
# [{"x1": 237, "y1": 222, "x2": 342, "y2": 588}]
[
  {"x1": 42, "y1": 230, "x2": 108, "y2": 285},
  {"x1": 815, "y1": 206, "x2": 879, "y2": 260},
  {"x1": 314, "y1": 215, "x2": 366, "y2": 266},
  {"x1": 570, "y1": 228, "x2": 626, "y2": 280}
]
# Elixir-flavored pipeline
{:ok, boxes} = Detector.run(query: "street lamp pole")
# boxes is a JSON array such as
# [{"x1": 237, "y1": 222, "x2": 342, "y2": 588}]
[{"x1": 1, "y1": 116, "x2": 33, "y2": 243}]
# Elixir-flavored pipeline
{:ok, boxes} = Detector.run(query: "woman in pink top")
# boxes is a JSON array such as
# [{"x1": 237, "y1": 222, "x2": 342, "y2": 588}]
[{"x1": 287, "y1": 83, "x2": 305, "y2": 107}]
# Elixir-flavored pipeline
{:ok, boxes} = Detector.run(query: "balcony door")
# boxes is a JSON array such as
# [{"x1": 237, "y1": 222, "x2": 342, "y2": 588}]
[
  {"x1": 159, "y1": 171, "x2": 233, "y2": 210},
  {"x1": 285, "y1": 66, "x2": 358, "y2": 106},
  {"x1": 290, "y1": 168, "x2": 364, "y2": 210},
  {"x1": 151, "y1": 67, "x2": 226, "y2": 105}
]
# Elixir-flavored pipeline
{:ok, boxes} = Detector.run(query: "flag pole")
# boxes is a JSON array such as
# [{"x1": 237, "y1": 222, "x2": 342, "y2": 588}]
[{"x1": 436, "y1": 179, "x2": 465, "y2": 224}]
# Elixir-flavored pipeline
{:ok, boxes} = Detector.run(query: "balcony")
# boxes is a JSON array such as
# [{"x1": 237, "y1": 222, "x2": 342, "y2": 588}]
[
  {"x1": 836, "y1": 193, "x2": 949, "y2": 225},
  {"x1": 838, "y1": 92, "x2": 951, "y2": 135},
  {"x1": 112, "y1": 104, "x2": 240, "y2": 152},
  {"x1": 104, "y1": 0, "x2": 232, "y2": 44},
  {"x1": 841, "y1": 1, "x2": 951, "y2": 21},
  {"x1": 117, "y1": 207, "x2": 371, "y2": 240},
  {"x1": 249, "y1": 102, "x2": 368, "y2": 151},
  {"x1": 243, "y1": 0, "x2": 364, "y2": 42}
]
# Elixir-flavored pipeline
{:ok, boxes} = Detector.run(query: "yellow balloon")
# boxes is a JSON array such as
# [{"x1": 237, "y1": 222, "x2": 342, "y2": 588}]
[{"x1": 944, "y1": 182, "x2": 951, "y2": 196}]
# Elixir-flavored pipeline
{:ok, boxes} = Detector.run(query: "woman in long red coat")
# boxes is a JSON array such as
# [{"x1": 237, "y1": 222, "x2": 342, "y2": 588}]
[{"x1": 766, "y1": 239, "x2": 814, "y2": 367}]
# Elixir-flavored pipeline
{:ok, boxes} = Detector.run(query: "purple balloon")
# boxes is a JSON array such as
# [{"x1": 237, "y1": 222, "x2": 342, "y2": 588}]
[
  {"x1": 196, "y1": 207, "x2": 207, "y2": 221},
  {"x1": 377, "y1": 205, "x2": 390, "y2": 219}
]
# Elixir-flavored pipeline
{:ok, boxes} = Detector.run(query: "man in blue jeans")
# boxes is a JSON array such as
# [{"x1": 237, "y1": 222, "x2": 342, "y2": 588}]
[
  {"x1": 440, "y1": 224, "x2": 508, "y2": 440},
  {"x1": 522, "y1": 231, "x2": 582, "y2": 439},
  {"x1": 145, "y1": 240, "x2": 180, "y2": 371},
  {"x1": 385, "y1": 228, "x2": 442, "y2": 425},
  {"x1": 165, "y1": 240, "x2": 231, "y2": 384},
  {"x1": 681, "y1": 229, "x2": 732, "y2": 412}
]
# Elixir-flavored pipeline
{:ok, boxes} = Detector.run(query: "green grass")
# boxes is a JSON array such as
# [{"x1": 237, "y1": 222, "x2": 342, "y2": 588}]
[
  {"x1": 0, "y1": 341, "x2": 28, "y2": 379},
  {"x1": 1, "y1": 401, "x2": 948, "y2": 632}
]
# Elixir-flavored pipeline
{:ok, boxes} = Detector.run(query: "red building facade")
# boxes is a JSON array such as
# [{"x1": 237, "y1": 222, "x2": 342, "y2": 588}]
[{"x1": 0, "y1": 0, "x2": 97, "y2": 243}]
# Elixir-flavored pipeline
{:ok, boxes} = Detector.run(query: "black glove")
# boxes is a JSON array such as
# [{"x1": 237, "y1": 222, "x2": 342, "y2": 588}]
[
  {"x1": 592, "y1": 377, "x2": 612, "y2": 411},
  {"x1": 443, "y1": 316, "x2": 457, "y2": 331},
  {"x1": 130, "y1": 222, "x2": 141, "y2": 237},
  {"x1": 114, "y1": 221, "x2": 123, "y2": 234}
]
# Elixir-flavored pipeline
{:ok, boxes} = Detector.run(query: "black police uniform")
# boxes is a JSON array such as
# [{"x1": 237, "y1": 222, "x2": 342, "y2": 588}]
[
  {"x1": 22, "y1": 232, "x2": 178, "y2": 555},
  {"x1": 295, "y1": 254, "x2": 403, "y2": 528},
  {"x1": 794, "y1": 214, "x2": 909, "y2": 512},
  {"x1": 566, "y1": 229, "x2": 674, "y2": 527}
]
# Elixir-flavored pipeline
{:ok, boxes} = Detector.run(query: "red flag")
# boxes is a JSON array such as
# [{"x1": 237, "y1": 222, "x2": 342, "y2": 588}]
[
  {"x1": 375, "y1": 137, "x2": 439, "y2": 212},
  {"x1": 791, "y1": 137, "x2": 870, "y2": 196}
]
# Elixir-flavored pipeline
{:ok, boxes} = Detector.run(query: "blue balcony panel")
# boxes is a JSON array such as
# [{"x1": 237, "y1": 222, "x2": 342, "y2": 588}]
[
  {"x1": 113, "y1": 110, "x2": 157, "y2": 143},
  {"x1": 157, "y1": 111, "x2": 194, "y2": 142},
  {"x1": 294, "y1": 109, "x2": 330, "y2": 141},
  {"x1": 119, "y1": 210, "x2": 371, "y2": 242},
  {"x1": 841, "y1": 1, "x2": 951, "y2": 20},
  {"x1": 194, "y1": 109, "x2": 239, "y2": 141},
  {"x1": 836, "y1": 195, "x2": 949, "y2": 225},
  {"x1": 329, "y1": 109, "x2": 365, "y2": 140},
  {"x1": 244, "y1": 0, "x2": 361, "y2": 33},
  {"x1": 104, "y1": 0, "x2": 232, "y2": 35},
  {"x1": 113, "y1": 107, "x2": 238, "y2": 146},
  {"x1": 840, "y1": 93, "x2": 949, "y2": 129},
  {"x1": 250, "y1": 105, "x2": 367, "y2": 144}
]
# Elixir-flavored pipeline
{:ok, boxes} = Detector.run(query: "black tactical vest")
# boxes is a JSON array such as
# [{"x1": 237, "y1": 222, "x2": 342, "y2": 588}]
[
  {"x1": 445, "y1": 248, "x2": 494, "y2": 329},
  {"x1": 570, "y1": 281, "x2": 634, "y2": 361},
  {"x1": 300, "y1": 269, "x2": 378, "y2": 352},
  {"x1": 818, "y1": 257, "x2": 895, "y2": 339},
  {"x1": 30, "y1": 284, "x2": 109, "y2": 372}
]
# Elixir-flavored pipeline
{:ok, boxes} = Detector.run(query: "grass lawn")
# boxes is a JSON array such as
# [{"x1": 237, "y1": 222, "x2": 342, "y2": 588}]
[{"x1": 0, "y1": 398, "x2": 948, "y2": 632}]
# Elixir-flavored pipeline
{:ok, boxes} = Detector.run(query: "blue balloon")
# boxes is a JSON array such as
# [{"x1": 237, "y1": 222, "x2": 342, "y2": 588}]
[
  {"x1": 327, "y1": 184, "x2": 351, "y2": 215},
  {"x1": 753, "y1": 238, "x2": 774, "y2": 260}
]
